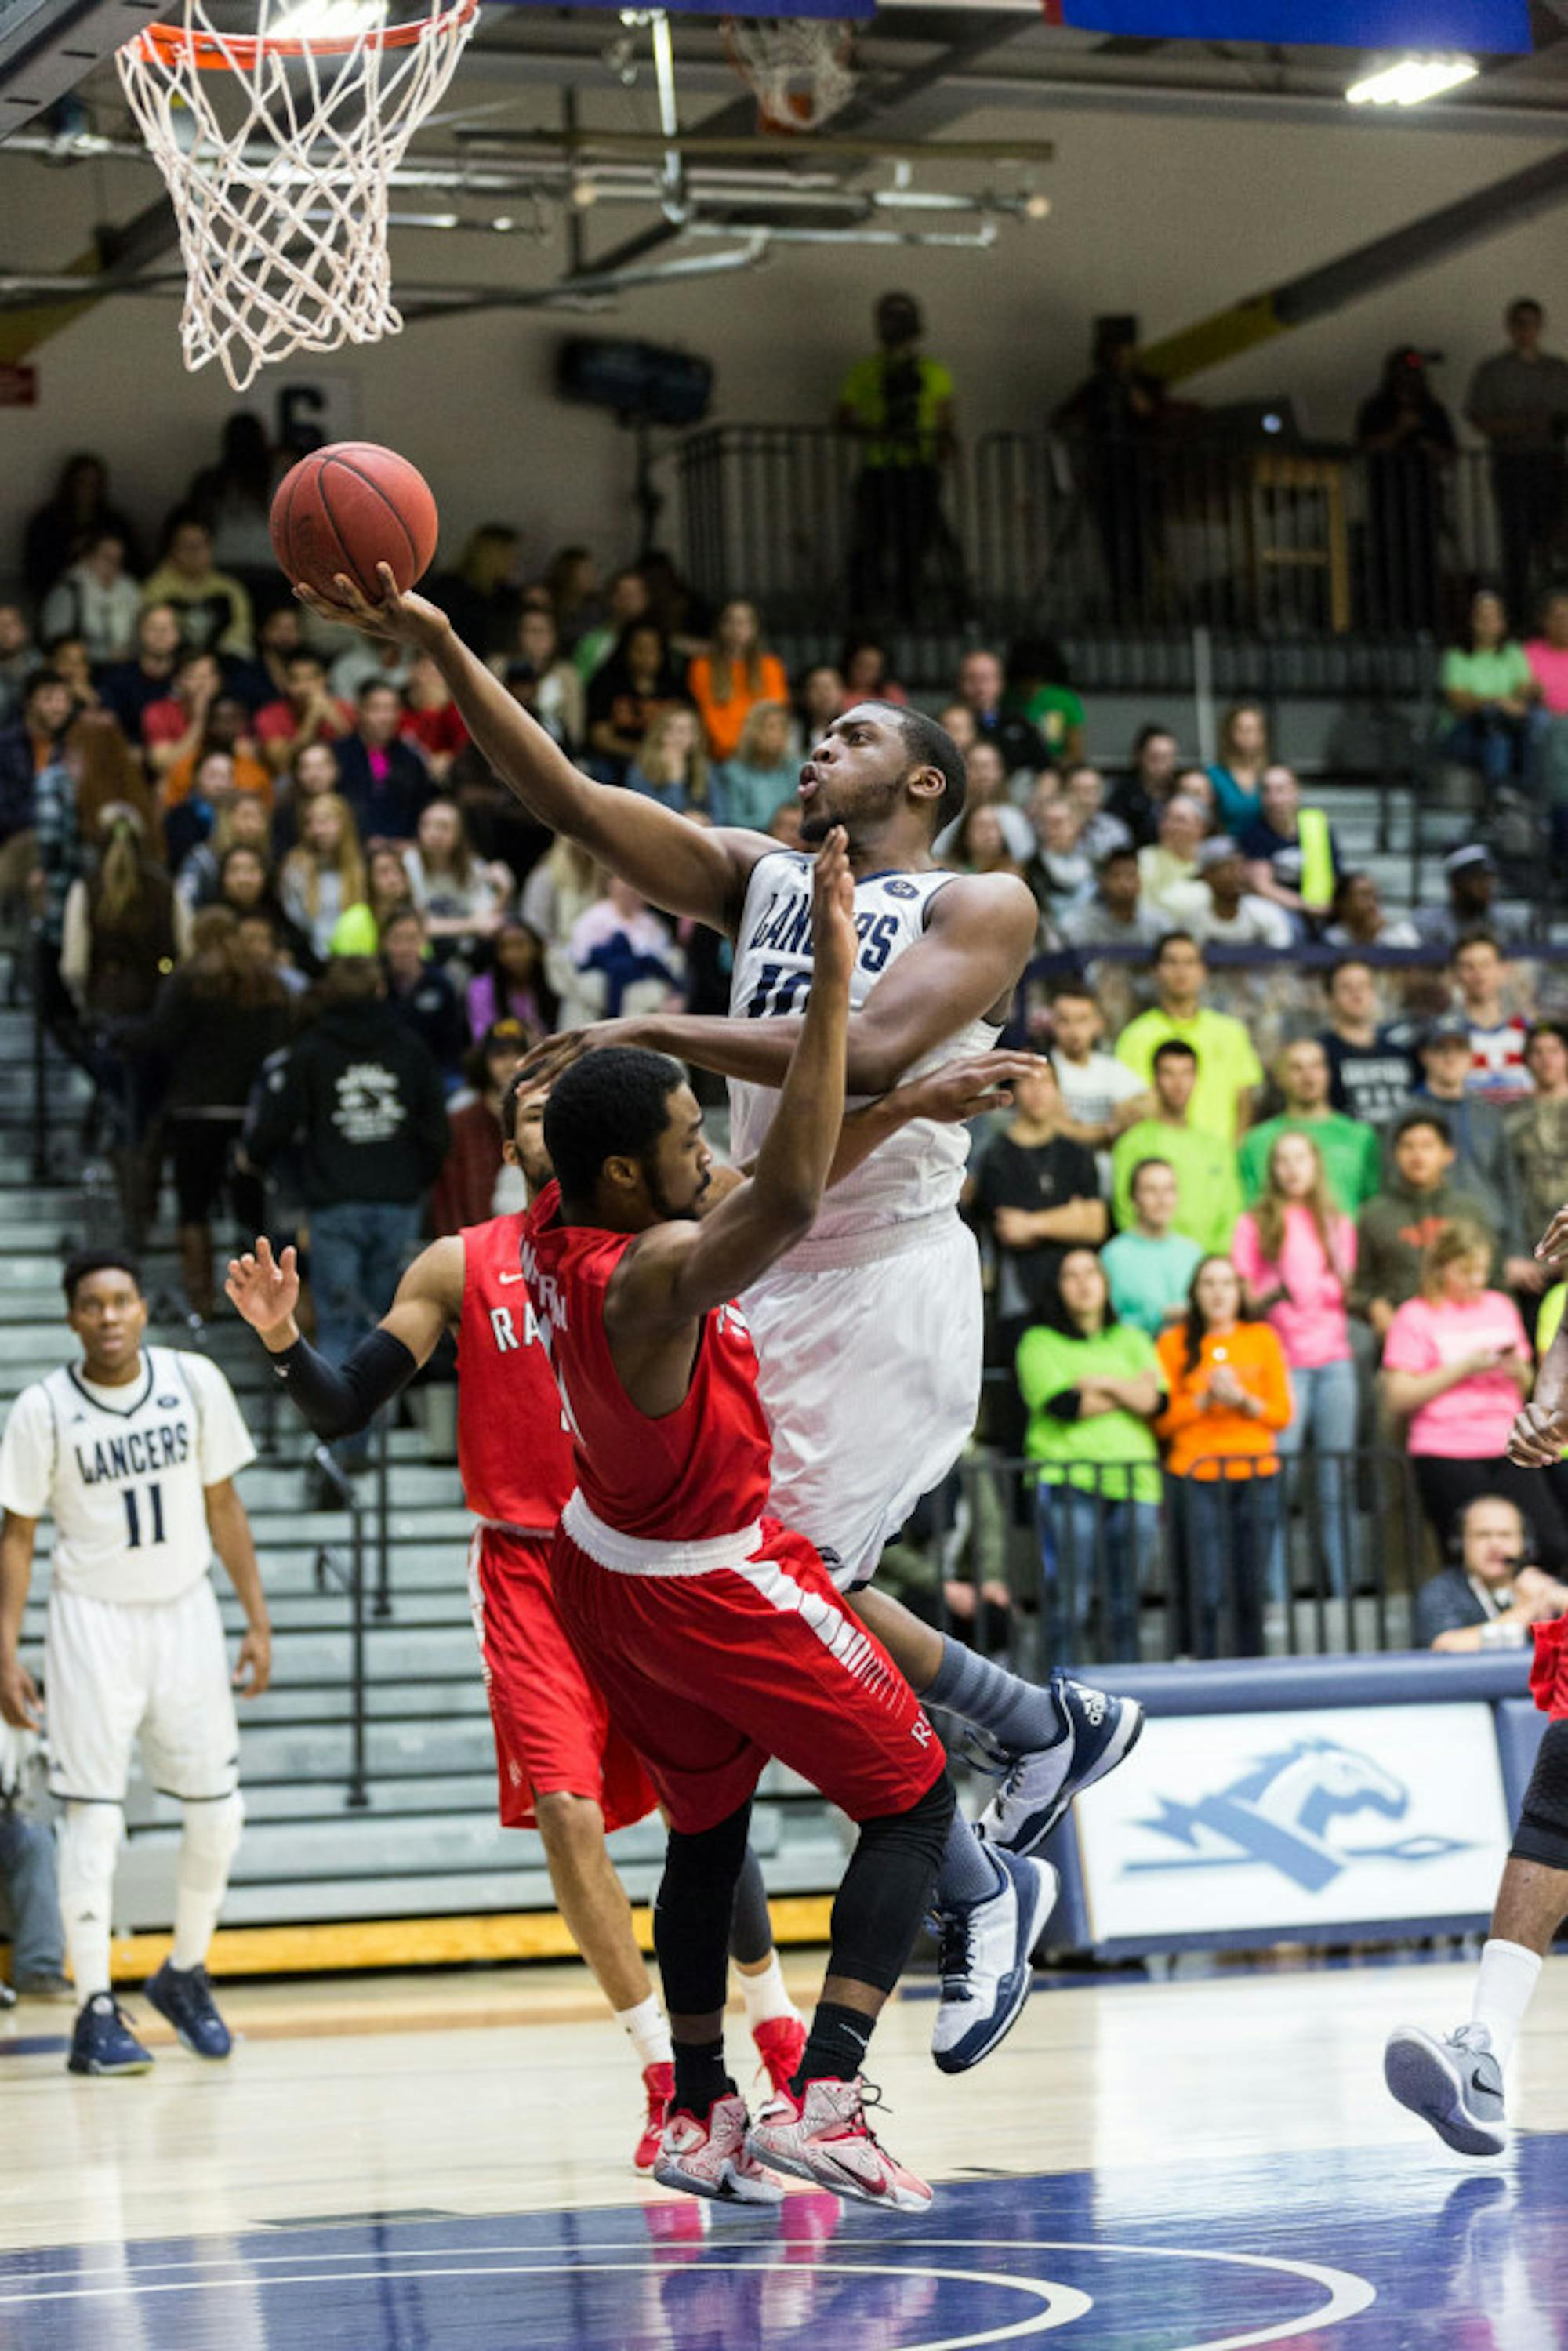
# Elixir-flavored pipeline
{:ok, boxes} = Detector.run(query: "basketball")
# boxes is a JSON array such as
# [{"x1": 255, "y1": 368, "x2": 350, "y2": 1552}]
[{"x1": 270, "y1": 441, "x2": 440, "y2": 605}]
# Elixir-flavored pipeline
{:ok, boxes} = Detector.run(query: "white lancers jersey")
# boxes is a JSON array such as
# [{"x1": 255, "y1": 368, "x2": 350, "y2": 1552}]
[
  {"x1": 0, "y1": 1348, "x2": 256, "y2": 1605},
  {"x1": 728, "y1": 851, "x2": 1002, "y2": 1259}
]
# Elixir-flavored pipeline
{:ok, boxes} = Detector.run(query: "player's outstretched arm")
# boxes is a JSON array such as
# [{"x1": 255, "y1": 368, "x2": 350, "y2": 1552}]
[
  {"x1": 0, "y1": 1512, "x2": 42, "y2": 1731},
  {"x1": 614, "y1": 832, "x2": 855, "y2": 1348},
  {"x1": 296, "y1": 565, "x2": 767, "y2": 934},
  {"x1": 226, "y1": 1235, "x2": 463, "y2": 1442},
  {"x1": 523, "y1": 870, "x2": 1040, "y2": 1100}
]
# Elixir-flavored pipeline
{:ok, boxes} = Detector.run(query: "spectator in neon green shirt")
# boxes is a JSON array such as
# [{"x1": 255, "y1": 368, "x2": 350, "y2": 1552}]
[
  {"x1": 1239, "y1": 1039, "x2": 1382, "y2": 1214},
  {"x1": 1116, "y1": 931, "x2": 1262, "y2": 1145},
  {"x1": 1017, "y1": 1247, "x2": 1165, "y2": 1661},
  {"x1": 1111, "y1": 1039, "x2": 1244, "y2": 1254},
  {"x1": 837, "y1": 292, "x2": 956, "y2": 624},
  {"x1": 1439, "y1": 586, "x2": 1539, "y2": 786}
]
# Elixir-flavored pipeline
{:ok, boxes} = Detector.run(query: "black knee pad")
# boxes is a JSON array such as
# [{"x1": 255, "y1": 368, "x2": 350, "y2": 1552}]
[
  {"x1": 654, "y1": 1801, "x2": 753, "y2": 2017},
  {"x1": 1512, "y1": 1719, "x2": 1568, "y2": 1869},
  {"x1": 830, "y1": 1772, "x2": 957, "y2": 1995}
]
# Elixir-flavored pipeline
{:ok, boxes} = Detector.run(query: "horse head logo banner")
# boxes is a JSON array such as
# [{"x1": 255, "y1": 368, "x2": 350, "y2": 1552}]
[
  {"x1": 1074, "y1": 1703, "x2": 1514, "y2": 1941},
  {"x1": 1129, "y1": 1737, "x2": 1471, "y2": 1893}
]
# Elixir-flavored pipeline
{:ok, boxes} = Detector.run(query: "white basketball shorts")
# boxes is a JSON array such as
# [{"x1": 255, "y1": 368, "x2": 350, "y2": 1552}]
[
  {"x1": 742, "y1": 1214, "x2": 982, "y2": 1592},
  {"x1": 45, "y1": 1577, "x2": 240, "y2": 1805}
]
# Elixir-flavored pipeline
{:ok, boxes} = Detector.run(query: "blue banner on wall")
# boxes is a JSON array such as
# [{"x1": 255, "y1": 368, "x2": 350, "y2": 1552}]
[
  {"x1": 1044, "y1": 0, "x2": 1528, "y2": 49},
  {"x1": 493, "y1": 0, "x2": 876, "y2": 16}
]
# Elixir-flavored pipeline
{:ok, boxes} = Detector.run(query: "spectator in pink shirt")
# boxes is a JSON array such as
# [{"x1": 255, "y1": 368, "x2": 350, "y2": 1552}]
[
  {"x1": 1524, "y1": 589, "x2": 1568, "y2": 714},
  {"x1": 1381, "y1": 1217, "x2": 1567, "y2": 1567},
  {"x1": 1232, "y1": 1129, "x2": 1358, "y2": 1600},
  {"x1": 1527, "y1": 590, "x2": 1568, "y2": 850}
]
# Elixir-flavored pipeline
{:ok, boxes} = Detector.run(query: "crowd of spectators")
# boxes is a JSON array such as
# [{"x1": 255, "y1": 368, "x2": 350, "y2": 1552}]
[{"x1": 6, "y1": 412, "x2": 1568, "y2": 1667}]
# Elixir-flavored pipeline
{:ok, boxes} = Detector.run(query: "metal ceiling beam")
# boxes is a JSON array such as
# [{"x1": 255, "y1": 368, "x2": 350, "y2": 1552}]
[{"x1": 1142, "y1": 138, "x2": 1568, "y2": 383}]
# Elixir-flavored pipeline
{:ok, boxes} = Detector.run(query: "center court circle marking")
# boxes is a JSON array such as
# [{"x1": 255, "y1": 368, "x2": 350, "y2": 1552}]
[
  {"x1": 0, "y1": 2229, "x2": 1377, "y2": 2347},
  {"x1": 0, "y1": 2255, "x2": 1091, "y2": 2346}
]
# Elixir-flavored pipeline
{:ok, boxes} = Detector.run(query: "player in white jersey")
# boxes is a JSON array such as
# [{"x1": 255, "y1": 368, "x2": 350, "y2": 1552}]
[
  {"x1": 299, "y1": 564, "x2": 1143, "y2": 2077},
  {"x1": 0, "y1": 1250, "x2": 270, "y2": 2076}
]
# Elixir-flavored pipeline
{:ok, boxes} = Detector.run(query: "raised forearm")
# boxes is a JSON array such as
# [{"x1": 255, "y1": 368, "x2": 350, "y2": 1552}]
[
  {"x1": 750, "y1": 977, "x2": 850, "y2": 1223},
  {"x1": 430, "y1": 622, "x2": 592, "y2": 833}
]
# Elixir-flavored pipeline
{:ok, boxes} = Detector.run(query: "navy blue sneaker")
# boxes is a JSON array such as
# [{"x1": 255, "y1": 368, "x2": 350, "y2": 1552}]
[
  {"x1": 67, "y1": 1993, "x2": 154, "y2": 2076},
  {"x1": 976, "y1": 1677, "x2": 1144, "y2": 1858},
  {"x1": 931, "y1": 1848, "x2": 1058, "y2": 2076},
  {"x1": 145, "y1": 1962, "x2": 233, "y2": 2059}
]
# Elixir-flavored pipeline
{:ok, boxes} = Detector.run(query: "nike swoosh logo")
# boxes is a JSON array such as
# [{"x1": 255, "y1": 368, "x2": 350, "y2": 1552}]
[{"x1": 498, "y1": 1272, "x2": 525, "y2": 1284}]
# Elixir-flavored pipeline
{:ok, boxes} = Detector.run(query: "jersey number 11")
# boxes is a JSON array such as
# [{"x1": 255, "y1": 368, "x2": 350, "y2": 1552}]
[{"x1": 122, "y1": 1482, "x2": 165, "y2": 1548}]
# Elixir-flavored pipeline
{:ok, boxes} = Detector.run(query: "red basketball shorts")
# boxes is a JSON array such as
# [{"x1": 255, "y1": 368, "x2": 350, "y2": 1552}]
[
  {"x1": 550, "y1": 1504, "x2": 947, "y2": 1835},
  {"x1": 466, "y1": 1525, "x2": 659, "y2": 1834}
]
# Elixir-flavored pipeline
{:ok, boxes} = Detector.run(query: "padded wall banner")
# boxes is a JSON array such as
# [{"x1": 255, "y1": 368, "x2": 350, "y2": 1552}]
[
  {"x1": 1074, "y1": 1703, "x2": 1512, "y2": 1942},
  {"x1": 1041, "y1": 0, "x2": 1530, "y2": 48}
]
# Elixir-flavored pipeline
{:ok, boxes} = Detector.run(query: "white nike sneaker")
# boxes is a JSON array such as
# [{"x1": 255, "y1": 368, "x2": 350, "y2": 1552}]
[
  {"x1": 748, "y1": 2077, "x2": 931, "y2": 2211},
  {"x1": 652, "y1": 2093, "x2": 786, "y2": 2203}
]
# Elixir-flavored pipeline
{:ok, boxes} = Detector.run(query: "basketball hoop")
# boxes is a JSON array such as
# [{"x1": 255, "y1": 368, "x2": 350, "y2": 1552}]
[
  {"x1": 723, "y1": 13, "x2": 857, "y2": 132},
  {"x1": 117, "y1": 0, "x2": 478, "y2": 394}
]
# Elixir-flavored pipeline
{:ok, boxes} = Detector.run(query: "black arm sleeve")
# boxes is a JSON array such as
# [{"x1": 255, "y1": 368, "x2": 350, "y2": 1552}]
[{"x1": 270, "y1": 1329, "x2": 420, "y2": 1441}]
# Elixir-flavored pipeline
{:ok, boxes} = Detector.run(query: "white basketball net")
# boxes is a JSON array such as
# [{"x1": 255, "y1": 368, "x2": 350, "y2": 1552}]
[
  {"x1": 724, "y1": 14, "x2": 857, "y2": 131},
  {"x1": 117, "y1": 0, "x2": 478, "y2": 394}
]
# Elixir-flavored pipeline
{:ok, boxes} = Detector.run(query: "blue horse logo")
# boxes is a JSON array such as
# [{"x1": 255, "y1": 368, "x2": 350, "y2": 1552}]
[{"x1": 1128, "y1": 1737, "x2": 1472, "y2": 1892}]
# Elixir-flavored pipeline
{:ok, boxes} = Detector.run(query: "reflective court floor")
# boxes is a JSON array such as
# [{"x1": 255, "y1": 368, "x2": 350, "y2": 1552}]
[{"x1": 3, "y1": 1957, "x2": 1567, "y2": 2348}]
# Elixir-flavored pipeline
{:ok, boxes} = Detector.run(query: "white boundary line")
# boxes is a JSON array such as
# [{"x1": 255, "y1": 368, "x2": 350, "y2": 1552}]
[
  {"x1": 0, "y1": 2229, "x2": 1377, "y2": 2349},
  {"x1": 0, "y1": 2256, "x2": 1090, "y2": 2349}
]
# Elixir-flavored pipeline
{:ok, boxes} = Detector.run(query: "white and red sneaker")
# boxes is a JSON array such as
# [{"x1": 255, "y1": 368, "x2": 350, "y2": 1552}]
[
  {"x1": 653, "y1": 2094, "x2": 786, "y2": 2204},
  {"x1": 634, "y1": 2061, "x2": 675, "y2": 2173},
  {"x1": 751, "y1": 2014, "x2": 808, "y2": 2102},
  {"x1": 747, "y1": 2077, "x2": 932, "y2": 2211}
]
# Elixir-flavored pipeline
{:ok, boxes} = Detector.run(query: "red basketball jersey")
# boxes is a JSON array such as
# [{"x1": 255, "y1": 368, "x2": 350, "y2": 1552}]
[
  {"x1": 521, "y1": 1181, "x2": 771, "y2": 1543},
  {"x1": 456, "y1": 1213, "x2": 575, "y2": 1532}
]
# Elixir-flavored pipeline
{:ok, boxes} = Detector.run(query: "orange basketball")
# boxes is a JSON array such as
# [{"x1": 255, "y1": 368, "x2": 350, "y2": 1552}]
[{"x1": 270, "y1": 441, "x2": 439, "y2": 604}]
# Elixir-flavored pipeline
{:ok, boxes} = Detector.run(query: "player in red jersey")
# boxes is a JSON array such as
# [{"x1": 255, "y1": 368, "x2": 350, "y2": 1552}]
[
  {"x1": 523, "y1": 831, "x2": 957, "y2": 2212},
  {"x1": 224, "y1": 1076, "x2": 808, "y2": 2172}
]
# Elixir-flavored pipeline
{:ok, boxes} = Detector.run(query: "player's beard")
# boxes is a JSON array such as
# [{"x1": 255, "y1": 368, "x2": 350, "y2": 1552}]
[
  {"x1": 646, "y1": 1159, "x2": 708, "y2": 1224},
  {"x1": 800, "y1": 768, "x2": 906, "y2": 846}
]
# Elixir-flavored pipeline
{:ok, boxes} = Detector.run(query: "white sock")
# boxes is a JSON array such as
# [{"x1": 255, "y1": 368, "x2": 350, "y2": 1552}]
[
  {"x1": 737, "y1": 1951, "x2": 800, "y2": 2033},
  {"x1": 1470, "y1": 1937, "x2": 1543, "y2": 2068},
  {"x1": 615, "y1": 1993, "x2": 673, "y2": 2071},
  {"x1": 58, "y1": 1804, "x2": 122, "y2": 2003}
]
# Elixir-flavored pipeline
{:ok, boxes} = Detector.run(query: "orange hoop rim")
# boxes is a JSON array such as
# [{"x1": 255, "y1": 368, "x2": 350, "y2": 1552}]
[{"x1": 125, "y1": 0, "x2": 474, "y2": 71}]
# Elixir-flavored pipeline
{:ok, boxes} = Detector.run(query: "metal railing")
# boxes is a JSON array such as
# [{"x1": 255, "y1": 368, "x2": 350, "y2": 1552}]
[
  {"x1": 309, "y1": 1443, "x2": 371, "y2": 1811},
  {"x1": 678, "y1": 424, "x2": 1545, "y2": 640},
  {"x1": 920, "y1": 1446, "x2": 1433, "y2": 1670}
]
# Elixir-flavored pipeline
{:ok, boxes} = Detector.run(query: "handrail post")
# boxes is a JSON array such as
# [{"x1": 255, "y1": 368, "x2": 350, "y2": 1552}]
[
  {"x1": 374, "y1": 1410, "x2": 393, "y2": 1620},
  {"x1": 311, "y1": 1446, "x2": 370, "y2": 1810},
  {"x1": 30, "y1": 934, "x2": 48, "y2": 1186}
]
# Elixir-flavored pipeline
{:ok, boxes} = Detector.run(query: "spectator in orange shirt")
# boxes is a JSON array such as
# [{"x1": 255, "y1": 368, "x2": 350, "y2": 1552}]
[
  {"x1": 253, "y1": 649, "x2": 352, "y2": 778},
  {"x1": 1156, "y1": 1256, "x2": 1294, "y2": 1657},
  {"x1": 162, "y1": 693, "x2": 272, "y2": 810},
  {"x1": 687, "y1": 600, "x2": 789, "y2": 762}
]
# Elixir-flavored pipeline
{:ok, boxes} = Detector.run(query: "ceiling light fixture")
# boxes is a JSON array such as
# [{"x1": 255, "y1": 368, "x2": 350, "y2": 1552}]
[{"x1": 1345, "y1": 54, "x2": 1478, "y2": 107}]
